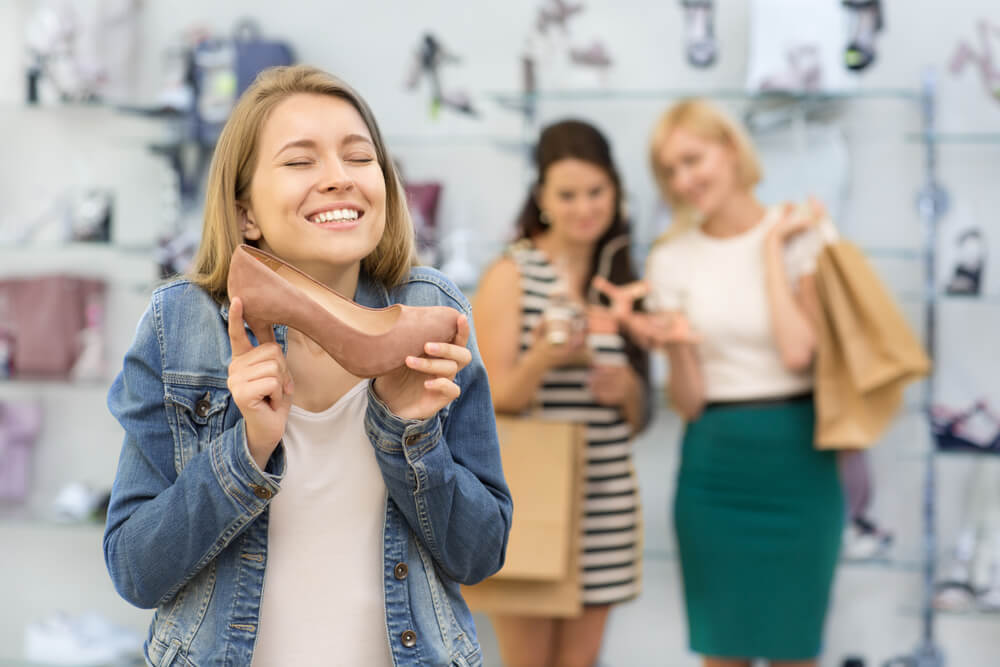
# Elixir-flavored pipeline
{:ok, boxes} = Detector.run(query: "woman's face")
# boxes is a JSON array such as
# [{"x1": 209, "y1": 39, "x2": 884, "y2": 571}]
[
  {"x1": 657, "y1": 127, "x2": 740, "y2": 218},
  {"x1": 240, "y1": 93, "x2": 386, "y2": 279},
  {"x1": 537, "y1": 158, "x2": 617, "y2": 245}
]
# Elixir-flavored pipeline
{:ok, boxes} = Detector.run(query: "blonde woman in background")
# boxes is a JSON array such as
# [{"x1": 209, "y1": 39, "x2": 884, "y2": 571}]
[{"x1": 641, "y1": 100, "x2": 843, "y2": 667}]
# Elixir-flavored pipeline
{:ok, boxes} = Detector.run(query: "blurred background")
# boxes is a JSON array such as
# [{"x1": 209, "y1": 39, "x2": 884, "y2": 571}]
[{"x1": 2, "y1": 0, "x2": 1000, "y2": 665}]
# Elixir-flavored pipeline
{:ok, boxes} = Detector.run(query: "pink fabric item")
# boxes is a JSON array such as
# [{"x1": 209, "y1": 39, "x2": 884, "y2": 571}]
[
  {"x1": 0, "y1": 400, "x2": 43, "y2": 501},
  {"x1": 404, "y1": 182, "x2": 443, "y2": 254},
  {"x1": 0, "y1": 276, "x2": 105, "y2": 378}
]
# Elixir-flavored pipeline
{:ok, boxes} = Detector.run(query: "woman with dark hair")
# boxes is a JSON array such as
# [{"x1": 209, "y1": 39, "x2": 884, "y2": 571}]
[{"x1": 472, "y1": 119, "x2": 649, "y2": 666}]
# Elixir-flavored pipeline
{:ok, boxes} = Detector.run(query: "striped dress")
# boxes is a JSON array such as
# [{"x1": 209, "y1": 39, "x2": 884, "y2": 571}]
[{"x1": 509, "y1": 240, "x2": 642, "y2": 606}]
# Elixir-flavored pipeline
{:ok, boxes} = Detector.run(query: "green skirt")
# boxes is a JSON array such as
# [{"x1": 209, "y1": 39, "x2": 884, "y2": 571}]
[{"x1": 674, "y1": 397, "x2": 843, "y2": 660}]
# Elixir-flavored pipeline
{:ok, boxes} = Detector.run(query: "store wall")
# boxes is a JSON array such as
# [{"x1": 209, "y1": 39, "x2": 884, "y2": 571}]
[{"x1": 3, "y1": 1, "x2": 1000, "y2": 665}]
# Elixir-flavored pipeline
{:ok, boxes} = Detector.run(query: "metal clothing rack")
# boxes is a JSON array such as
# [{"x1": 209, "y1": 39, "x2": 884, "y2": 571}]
[{"x1": 884, "y1": 69, "x2": 949, "y2": 667}]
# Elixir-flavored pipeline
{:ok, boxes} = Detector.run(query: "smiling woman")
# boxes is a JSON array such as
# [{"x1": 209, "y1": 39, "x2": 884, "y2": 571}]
[{"x1": 102, "y1": 65, "x2": 511, "y2": 667}]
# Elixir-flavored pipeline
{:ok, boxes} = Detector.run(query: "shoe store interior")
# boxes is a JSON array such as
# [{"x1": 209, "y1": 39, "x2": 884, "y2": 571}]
[{"x1": 3, "y1": 1, "x2": 1000, "y2": 666}]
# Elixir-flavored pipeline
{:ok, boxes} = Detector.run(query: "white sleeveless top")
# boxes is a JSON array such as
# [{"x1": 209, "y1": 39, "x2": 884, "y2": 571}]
[
  {"x1": 252, "y1": 381, "x2": 392, "y2": 667},
  {"x1": 645, "y1": 207, "x2": 834, "y2": 402}
]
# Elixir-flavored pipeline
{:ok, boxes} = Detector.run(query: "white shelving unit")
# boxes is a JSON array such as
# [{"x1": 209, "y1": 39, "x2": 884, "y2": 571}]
[{"x1": 0, "y1": 104, "x2": 172, "y2": 663}]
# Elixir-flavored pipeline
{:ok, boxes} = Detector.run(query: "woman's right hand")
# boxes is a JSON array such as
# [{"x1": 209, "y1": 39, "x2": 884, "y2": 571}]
[
  {"x1": 625, "y1": 311, "x2": 701, "y2": 350},
  {"x1": 531, "y1": 318, "x2": 592, "y2": 369},
  {"x1": 227, "y1": 297, "x2": 294, "y2": 471}
]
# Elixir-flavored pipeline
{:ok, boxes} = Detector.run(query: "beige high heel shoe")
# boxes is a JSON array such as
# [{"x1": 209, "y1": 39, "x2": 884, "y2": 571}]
[{"x1": 227, "y1": 244, "x2": 459, "y2": 377}]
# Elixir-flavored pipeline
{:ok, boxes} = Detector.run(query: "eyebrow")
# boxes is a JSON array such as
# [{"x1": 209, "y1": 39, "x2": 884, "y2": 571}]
[{"x1": 274, "y1": 134, "x2": 375, "y2": 159}]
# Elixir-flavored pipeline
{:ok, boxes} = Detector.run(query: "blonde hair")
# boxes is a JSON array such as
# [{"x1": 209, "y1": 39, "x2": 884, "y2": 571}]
[
  {"x1": 648, "y1": 99, "x2": 762, "y2": 244},
  {"x1": 188, "y1": 65, "x2": 416, "y2": 302}
]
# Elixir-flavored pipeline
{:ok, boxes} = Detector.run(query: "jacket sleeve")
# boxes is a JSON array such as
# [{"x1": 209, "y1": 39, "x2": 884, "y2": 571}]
[
  {"x1": 103, "y1": 298, "x2": 283, "y2": 609},
  {"x1": 364, "y1": 295, "x2": 513, "y2": 586}
]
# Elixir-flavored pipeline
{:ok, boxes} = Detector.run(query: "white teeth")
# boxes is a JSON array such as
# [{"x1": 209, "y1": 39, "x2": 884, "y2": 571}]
[{"x1": 310, "y1": 209, "x2": 360, "y2": 223}]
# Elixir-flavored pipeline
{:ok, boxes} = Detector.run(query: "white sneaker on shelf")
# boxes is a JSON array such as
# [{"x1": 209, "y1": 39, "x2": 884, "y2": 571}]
[
  {"x1": 51, "y1": 482, "x2": 103, "y2": 522},
  {"x1": 24, "y1": 611, "x2": 142, "y2": 665}
]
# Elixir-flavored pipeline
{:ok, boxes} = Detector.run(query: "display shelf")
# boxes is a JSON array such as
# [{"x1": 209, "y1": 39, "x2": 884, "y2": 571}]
[
  {"x1": 0, "y1": 660, "x2": 143, "y2": 667},
  {"x1": 899, "y1": 604, "x2": 1000, "y2": 621},
  {"x1": 906, "y1": 131, "x2": 1000, "y2": 144},
  {"x1": 388, "y1": 133, "x2": 529, "y2": 150},
  {"x1": 488, "y1": 87, "x2": 920, "y2": 107},
  {"x1": 0, "y1": 243, "x2": 157, "y2": 290},
  {"x1": 842, "y1": 556, "x2": 922, "y2": 572},
  {"x1": 0, "y1": 506, "x2": 105, "y2": 533},
  {"x1": 0, "y1": 377, "x2": 111, "y2": 388}
]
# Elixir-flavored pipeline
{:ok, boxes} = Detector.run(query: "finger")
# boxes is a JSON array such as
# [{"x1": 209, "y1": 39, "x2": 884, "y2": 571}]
[
  {"x1": 424, "y1": 340, "x2": 473, "y2": 368},
  {"x1": 423, "y1": 377, "x2": 461, "y2": 401},
  {"x1": 452, "y1": 314, "x2": 471, "y2": 349},
  {"x1": 590, "y1": 275, "x2": 616, "y2": 299},
  {"x1": 228, "y1": 298, "x2": 255, "y2": 357},
  {"x1": 620, "y1": 281, "x2": 652, "y2": 303},
  {"x1": 807, "y1": 196, "x2": 828, "y2": 221},
  {"x1": 232, "y1": 359, "x2": 292, "y2": 391},
  {"x1": 229, "y1": 341, "x2": 286, "y2": 373},
  {"x1": 232, "y1": 376, "x2": 284, "y2": 409},
  {"x1": 406, "y1": 355, "x2": 460, "y2": 379}
]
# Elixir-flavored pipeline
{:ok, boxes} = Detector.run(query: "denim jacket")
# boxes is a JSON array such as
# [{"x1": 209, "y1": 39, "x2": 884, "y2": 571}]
[{"x1": 104, "y1": 266, "x2": 512, "y2": 667}]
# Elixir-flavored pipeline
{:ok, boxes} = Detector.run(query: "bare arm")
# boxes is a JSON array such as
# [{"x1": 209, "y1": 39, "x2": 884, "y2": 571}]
[
  {"x1": 665, "y1": 340, "x2": 706, "y2": 421},
  {"x1": 472, "y1": 258, "x2": 588, "y2": 414},
  {"x1": 763, "y1": 213, "x2": 820, "y2": 372}
]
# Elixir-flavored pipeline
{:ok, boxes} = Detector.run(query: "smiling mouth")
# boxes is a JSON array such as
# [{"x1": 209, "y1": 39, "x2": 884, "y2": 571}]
[{"x1": 307, "y1": 208, "x2": 364, "y2": 224}]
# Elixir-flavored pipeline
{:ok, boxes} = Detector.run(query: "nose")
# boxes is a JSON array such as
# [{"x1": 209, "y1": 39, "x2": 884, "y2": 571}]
[
  {"x1": 319, "y1": 158, "x2": 353, "y2": 193},
  {"x1": 672, "y1": 166, "x2": 696, "y2": 199}
]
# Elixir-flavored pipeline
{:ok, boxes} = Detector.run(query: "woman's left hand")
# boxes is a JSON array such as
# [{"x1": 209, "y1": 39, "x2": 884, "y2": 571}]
[
  {"x1": 373, "y1": 314, "x2": 472, "y2": 420},
  {"x1": 589, "y1": 363, "x2": 639, "y2": 408}
]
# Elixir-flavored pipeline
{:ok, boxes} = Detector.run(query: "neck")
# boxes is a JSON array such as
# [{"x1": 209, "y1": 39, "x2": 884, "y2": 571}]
[
  {"x1": 534, "y1": 231, "x2": 594, "y2": 289},
  {"x1": 700, "y1": 190, "x2": 766, "y2": 238},
  {"x1": 299, "y1": 259, "x2": 362, "y2": 300}
]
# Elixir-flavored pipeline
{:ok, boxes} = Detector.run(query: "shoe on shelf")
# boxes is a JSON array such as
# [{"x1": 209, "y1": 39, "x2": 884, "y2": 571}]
[
  {"x1": 680, "y1": 0, "x2": 718, "y2": 68},
  {"x1": 842, "y1": 0, "x2": 884, "y2": 72},
  {"x1": 842, "y1": 516, "x2": 894, "y2": 561},
  {"x1": 227, "y1": 244, "x2": 460, "y2": 378},
  {"x1": 934, "y1": 529, "x2": 981, "y2": 612},
  {"x1": 52, "y1": 482, "x2": 104, "y2": 523}
]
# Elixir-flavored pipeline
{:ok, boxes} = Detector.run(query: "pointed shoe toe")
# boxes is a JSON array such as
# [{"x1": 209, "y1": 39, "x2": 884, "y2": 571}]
[{"x1": 227, "y1": 244, "x2": 460, "y2": 377}]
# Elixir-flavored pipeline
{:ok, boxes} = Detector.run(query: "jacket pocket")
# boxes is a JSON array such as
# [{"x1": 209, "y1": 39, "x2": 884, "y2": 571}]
[
  {"x1": 149, "y1": 637, "x2": 196, "y2": 667},
  {"x1": 164, "y1": 380, "x2": 230, "y2": 472}
]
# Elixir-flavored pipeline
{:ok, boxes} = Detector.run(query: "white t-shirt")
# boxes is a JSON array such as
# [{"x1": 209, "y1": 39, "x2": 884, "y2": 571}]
[
  {"x1": 251, "y1": 380, "x2": 392, "y2": 667},
  {"x1": 646, "y1": 206, "x2": 835, "y2": 402}
]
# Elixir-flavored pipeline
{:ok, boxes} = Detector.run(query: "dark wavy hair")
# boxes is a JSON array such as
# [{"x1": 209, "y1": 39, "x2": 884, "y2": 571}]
[{"x1": 515, "y1": 119, "x2": 650, "y2": 416}]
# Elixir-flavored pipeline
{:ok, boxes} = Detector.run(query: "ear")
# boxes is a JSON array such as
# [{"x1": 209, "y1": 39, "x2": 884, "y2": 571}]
[
  {"x1": 237, "y1": 201, "x2": 262, "y2": 241},
  {"x1": 533, "y1": 182, "x2": 546, "y2": 210}
]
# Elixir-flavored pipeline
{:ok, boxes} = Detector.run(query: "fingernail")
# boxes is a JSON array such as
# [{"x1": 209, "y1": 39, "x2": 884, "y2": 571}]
[{"x1": 426, "y1": 342, "x2": 440, "y2": 354}]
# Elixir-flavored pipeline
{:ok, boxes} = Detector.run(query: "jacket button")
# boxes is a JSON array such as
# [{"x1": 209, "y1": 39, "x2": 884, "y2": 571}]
[
  {"x1": 252, "y1": 485, "x2": 272, "y2": 500},
  {"x1": 400, "y1": 630, "x2": 417, "y2": 648},
  {"x1": 394, "y1": 562, "x2": 408, "y2": 580},
  {"x1": 194, "y1": 397, "x2": 212, "y2": 418}
]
